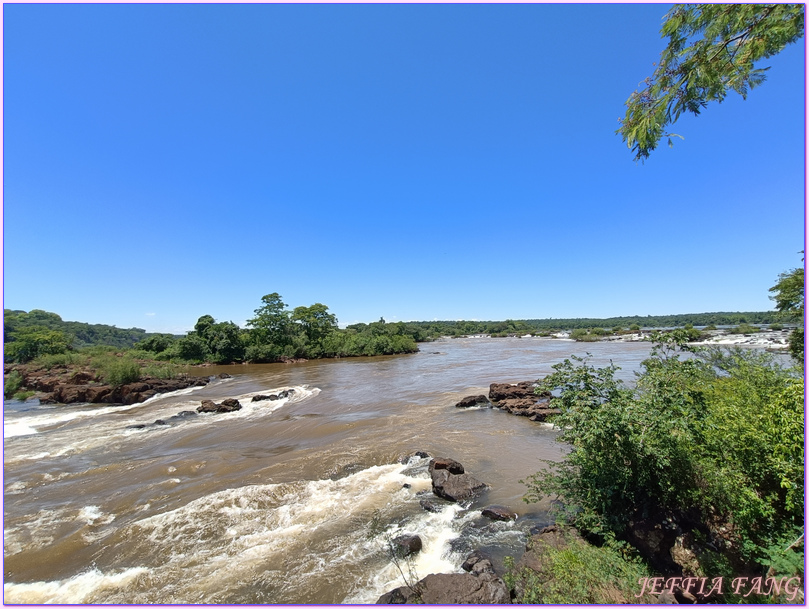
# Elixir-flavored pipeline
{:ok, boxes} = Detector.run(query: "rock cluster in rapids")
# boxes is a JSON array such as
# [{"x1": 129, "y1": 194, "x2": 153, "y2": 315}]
[
  {"x1": 454, "y1": 380, "x2": 561, "y2": 422},
  {"x1": 377, "y1": 454, "x2": 515, "y2": 604}
]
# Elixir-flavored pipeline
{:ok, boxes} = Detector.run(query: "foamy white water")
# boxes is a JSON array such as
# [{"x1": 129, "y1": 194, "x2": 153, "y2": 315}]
[{"x1": 3, "y1": 567, "x2": 148, "y2": 604}]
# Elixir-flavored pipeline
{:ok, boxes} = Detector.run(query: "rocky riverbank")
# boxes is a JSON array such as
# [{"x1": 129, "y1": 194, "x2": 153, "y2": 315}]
[{"x1": 3, "y1": 361, "x2": 220, "y2": 405}]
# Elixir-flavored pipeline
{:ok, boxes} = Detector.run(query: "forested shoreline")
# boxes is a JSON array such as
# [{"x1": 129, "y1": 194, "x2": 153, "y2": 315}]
[{"x1": 3, "y1": 297, "x2": 792, "y2": 366}]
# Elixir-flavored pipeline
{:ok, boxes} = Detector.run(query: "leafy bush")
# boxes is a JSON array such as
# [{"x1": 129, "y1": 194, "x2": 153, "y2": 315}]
[
  {"x1": 524, "y1": 340, "x2": 804, "y2": 575},
  {"x1": 90, "y1": 355, "x2": 141, "y2": 386},
  {"x1": 33, "y1": 352, "x2": 83, "y2": 369},
  {"x1": 769, "y1": 323, "x2": 784, "y2": 331},
  {"x1": 5, "y1": 327, "x2": 71, "y2": 363},
  {"x1": 4, "y1": 370, "x2": 24, "y2": 397}
]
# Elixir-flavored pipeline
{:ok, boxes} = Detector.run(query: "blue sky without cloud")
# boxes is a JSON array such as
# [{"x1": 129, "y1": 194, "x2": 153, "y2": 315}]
[{"x1": 3, "y1": 3, "x2": 805, "y2": 333}]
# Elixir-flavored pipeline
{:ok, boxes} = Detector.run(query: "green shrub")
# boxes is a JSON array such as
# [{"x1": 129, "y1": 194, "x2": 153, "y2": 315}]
[
  {"x1": 13, "y1": 390, "x2": 36, "y2": 401},
  {"x1": 5, "y1": 327, "x2": 71, "y2": 363},
  {"x1": 91, "y1": 355, "x2": 141, "y2": 386},
  {"x1": 524, "y1": 341, "x2": 804, "y2": 576},
  {"x1": 4, "y1": 370, "x2": 24, "y2": 398},
  {"x1": 33, "y1": 352, "x2": 82, "y2": 369},
  {"x1": 769, "y1": 323, "x2": 784, "y2": 331}
]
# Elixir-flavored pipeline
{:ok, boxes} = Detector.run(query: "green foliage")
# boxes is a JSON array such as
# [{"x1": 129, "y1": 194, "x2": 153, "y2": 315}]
[
  {"x1": 619, "y1": 4, "x2": 805, "y2": 160},
  {"x1": 292, "y1": 303, "x2": 338, "y2": 343},
  {"x1": 524, "y1": 340, "x2": 804, "y2": 576},
  {"x1": 770, "y1": 265, "x2": 805, "y2": 364},
  {"x1": 5, "y1": 326, "x2": 71, "y2": 363},
  {"x1": 504, "y1": 534, "x2": 651, "y2": 604},
  {"x1": 247, "y1": 293, "x2": 293, "y2": 350},
  {"x1": 134, "y1": 333, "x2": 175, "y2": 354},
  {"x1": 4, "y1": 370, "x2": 24, "y2": 398},
  {"x1": 4, "y1": 308, "x2": 154, "y2": 349},
  {"x1": 570, "y1": 328, "x2": 600, "y2": 342},
  {"x1": 407, "y1": 311, "x2": 779, "y2": 339}
]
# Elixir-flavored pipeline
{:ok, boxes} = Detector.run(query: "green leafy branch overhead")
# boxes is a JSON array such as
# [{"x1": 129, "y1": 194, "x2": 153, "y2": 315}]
[{"x1": 618, "y1": 4, "x2": 804, "y2": 161}]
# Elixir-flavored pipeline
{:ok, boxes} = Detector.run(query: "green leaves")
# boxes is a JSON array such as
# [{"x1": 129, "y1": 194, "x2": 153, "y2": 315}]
[{"x1": 618, "y1": 4, "x2": 804, "y2": 160}]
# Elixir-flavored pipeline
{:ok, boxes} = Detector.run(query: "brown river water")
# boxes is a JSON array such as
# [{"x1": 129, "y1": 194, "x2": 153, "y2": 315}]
[{"x1": 4, "y1": 337, "x2": 654, "y2": 604}]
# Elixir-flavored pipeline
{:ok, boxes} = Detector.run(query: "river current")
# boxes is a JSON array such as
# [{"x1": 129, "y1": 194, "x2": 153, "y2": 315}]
[{"x1": 4, "y1": 337, "x2": 654, "y2": 604}]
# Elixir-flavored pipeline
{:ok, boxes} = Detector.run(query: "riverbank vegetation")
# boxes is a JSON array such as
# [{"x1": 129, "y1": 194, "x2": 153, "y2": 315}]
[
  {"x1": 4, "y1": 293, "x2": 420, "y2": 365},
  {"x1": 516, "y1": 268, "x2": 805, "y2": 603}
]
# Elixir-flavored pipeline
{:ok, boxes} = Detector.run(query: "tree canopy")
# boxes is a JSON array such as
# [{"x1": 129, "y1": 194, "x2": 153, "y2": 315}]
[{"x1": 619, "y1": 4, "x2": 804, "y2": 160}]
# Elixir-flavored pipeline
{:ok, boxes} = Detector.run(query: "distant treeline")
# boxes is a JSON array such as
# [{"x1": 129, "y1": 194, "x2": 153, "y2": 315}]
[
  {"x1": 4, "y1": 309, "x2": 153, "y2": 349},
  {"x1": 409, "y1": 311, "x2": 790, "y2": 338},
  {"x1": 3, "y1": 296, "x2": 421, "y2": 364},
  {"x1": 3, "y1": 306, "x2": 790, "y2": 364}
]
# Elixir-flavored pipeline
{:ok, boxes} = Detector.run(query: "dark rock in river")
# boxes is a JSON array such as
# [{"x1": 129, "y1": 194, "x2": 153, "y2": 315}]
[
  {"x1": 251, "y1": 394, "x2": 278, "y2": 402},
  {"x1": 376, "y1": 572, "x2": 511, "y2": 604},
  {"x1": 429, "y1": 459, "x2": 489, "y2": 502},
  {"x1": 197, "y1": 399, "x2": 241, "y2": 414},
  {"x1": 462, "y1": 550, "x2": 496, "y2": 576},
  {"x1": 481, "y1": 505, "x2": 518, "y2": 521},
  {"x1": 428, "y1": 457, "x2": 465, "y2": 475},
  {"x1": 197, "y1": 400, "x2": 219, "y2": 413},
  {"x1": 455, "y1": 395, "x2": 490, "y2": 408},
  {"x1": 488, "y1": 381, "x2": 559, "y2": 422},
  {"x1": 219, "y1": 398, "x2": 242, "y2": 411},
  {"x1": 390, "y1": 534, "x2": 422, "y2": 558},
  {"x1": 489, "y1": 381, "x2": 537, "y2": 402},
  {"x1": 218, "y1": 373, "x2": 232, "y2": 379}
]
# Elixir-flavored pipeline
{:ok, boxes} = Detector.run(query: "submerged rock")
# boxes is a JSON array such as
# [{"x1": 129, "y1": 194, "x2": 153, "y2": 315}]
[
  {"x1": 481, "y1": 505, "x2": 518, "y2": 521},
  {"x1": 390, "y1": 535, "x2": 422, "y2": 558}
]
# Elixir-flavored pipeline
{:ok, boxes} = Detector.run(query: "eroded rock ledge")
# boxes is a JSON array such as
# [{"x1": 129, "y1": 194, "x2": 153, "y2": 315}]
[{"x1": 454, "y1": 380, "x2": 561, "y2": 422}]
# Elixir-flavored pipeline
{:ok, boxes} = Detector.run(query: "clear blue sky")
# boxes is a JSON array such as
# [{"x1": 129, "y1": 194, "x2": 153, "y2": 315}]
[{"x1": 3, "y1": 3, "x2": 805, "y2": 333}]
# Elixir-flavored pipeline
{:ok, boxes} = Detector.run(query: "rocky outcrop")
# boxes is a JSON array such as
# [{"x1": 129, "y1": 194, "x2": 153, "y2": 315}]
[
  {"x1": 56, "y1": 377, "x2": 209, "y2": 405},
  {"x1": 488, "y1": 381, "x2": 559, "y2": 422},
  {"x1": 376, "y1": 572, "x2": 511, "y2": 604},
  {"x1": 429, "y1": 457, "x2": 489, "y2": 502},
  {"x1": 197, "y1": 398, "x2": 242, "y2": 414},
  {"x1": 454, "y1": 395, "x2": 489, "y2": 408}
]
